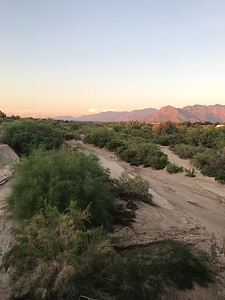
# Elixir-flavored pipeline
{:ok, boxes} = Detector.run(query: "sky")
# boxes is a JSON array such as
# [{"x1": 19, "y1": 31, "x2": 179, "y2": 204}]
[{"x1": 1, "y1": 0, "x2": 225, "y2": 118}]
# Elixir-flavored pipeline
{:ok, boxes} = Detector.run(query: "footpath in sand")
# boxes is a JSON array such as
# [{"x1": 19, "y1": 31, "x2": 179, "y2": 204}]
[{"x1": 67, "y1": 141, "x2": 225, "y2": 300}]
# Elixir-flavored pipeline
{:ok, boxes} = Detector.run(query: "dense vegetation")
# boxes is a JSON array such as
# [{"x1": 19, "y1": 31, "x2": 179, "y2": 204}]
[
  {"x1": 2, "y1": 117, "x2": 224, "y2": 184},
  {"x1": 82, "y1": 120, "x2": 225, "y2": 183},
  {"x1": 3, "y1": 204, "x2": 212, "y2": 300},
  {"x1": 7, "y1": 146, "x2": 115, "y2": 227},
  {"x1": 0, "y1": 115, "x2": 217, "y2": 299},
  {"x1": 84, "y1": 124, "x2": 168, "y2": 169},
  {"x1": 2, "y1": 119, "x2": 64, "y2": 156}
]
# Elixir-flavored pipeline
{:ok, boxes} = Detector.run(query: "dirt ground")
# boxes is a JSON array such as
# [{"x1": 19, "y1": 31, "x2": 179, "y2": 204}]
[
  {"x1": 0, "y1": 181, "x2": 14, "y2": 300},
  {"x1": 1, "y1": 141, "x2": 225, "y2": 299}
]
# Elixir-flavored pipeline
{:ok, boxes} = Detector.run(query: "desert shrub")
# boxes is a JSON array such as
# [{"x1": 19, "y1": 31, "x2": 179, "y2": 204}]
[
  {"x1": 137, "y1": 143, "x2": 168, "y2": 169},
  {"x1": 97, "y1": 240, "x2": 213, "y2": 300},
  {"x1": 192, "y1": 149, "x2": 219, "y2": 178},
  {"x1": 191, "y1": 147, "x2": 225, "y2": 183},
  {"x1": 118, "y1": 145, "x2": 139, "y2": 165},
  {"x1": 7, "y1": 146, "x2": 115, "y2": 226},
  {"x1": 2, "y1": 203, "x2": 115, "y2": 300},
  {"x1": 107, "y1": 138, "x2": 124, "y2": 151},
  {"x1": 166, "y1": 163, "x2": 183, "y2": 174},
  {"x1": 119, "y1": 143, "x2": 168, "y2": 169},
  {"x1": 170, "y1": 144, "x2": 198, "y2": 159},
  {"x1": 153, "y1": 240, "x2": 213, "y2": 289},
  {"x1": 215, "y1": 169, "x2": 225, "y2": 184},
  {"x1": 185, "y1": 168, "x2": 196, "y2": 177},
  {"x1": 113, "y1": 171, "x2": 152, "y2": 204},
  {"x1": 3, "y1": 205, "x2": 213, "y2": 300},
  {"x1": 191, "y1": 148, "x2": 216, "y2": 170},
  {"x1": 154, "y1": 131, "x2": 185, "y2": 146},
  {"x1": 153, "y1": 121, "x2": 178, "y2": 136},
  {"x1": 143, "y1": 149, "x2": 168, "y2": 169},
  {"x1": 2, "y1": 119, "x2": 64, "y2": 156},
  {"x1": 83, "y1": 127, "x2": 115, "y2": 148}
]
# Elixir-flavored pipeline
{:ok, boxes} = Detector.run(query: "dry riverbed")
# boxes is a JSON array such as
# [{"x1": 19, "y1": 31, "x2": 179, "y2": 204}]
[
  {"x1": 1, "y1": 141, "x2": 225, "y2": 299},
  {"x1": 68, "y1": 141, "x2": 225, "y2": 300}
]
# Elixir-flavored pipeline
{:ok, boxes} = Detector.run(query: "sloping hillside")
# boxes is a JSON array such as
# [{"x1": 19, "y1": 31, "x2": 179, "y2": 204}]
[{"x1": 56, "y1": 104, "x2": 225, "y2": 122}]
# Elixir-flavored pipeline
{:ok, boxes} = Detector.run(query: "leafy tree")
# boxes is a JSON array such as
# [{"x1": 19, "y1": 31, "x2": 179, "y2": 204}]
[
  {"x1": 7, "y1": 146, "x2": 115, "y2": 226},
  {"x1": 2, "y1": 119, "x2": 64, "y2": 156}
]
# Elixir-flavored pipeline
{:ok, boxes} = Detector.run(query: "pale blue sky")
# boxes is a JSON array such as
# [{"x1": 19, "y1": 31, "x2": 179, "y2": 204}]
[{"x1": 1, "y1": 0, "x2": 225, "y2": 117}]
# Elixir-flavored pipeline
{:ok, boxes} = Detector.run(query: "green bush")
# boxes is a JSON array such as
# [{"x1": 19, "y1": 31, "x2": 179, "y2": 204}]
[
  {"x1": 84, "y1": 127, "x2": 115, "y2": 148},
  {"x1": 119, "y1": 143, "x2": 168, "y2": 169},
  {"x1": 154, "y1": 240, "x2": 213, "y2": 289},
  {"x1": 170, "y1": 144, "x2": 198, "y2": 159},
  {"x1": 185, "y1": 168, "x2": 196, "y2": 177},
  {"x1": 215, "y1": 169, "x2": 225, "y2": 184},
  {"x1": 153, "y1": 121, "x2": 178, "y2": 136},
  {"x1": 143, "y1": 149, "x2": 168, "y2": 169},
  {"x1": 2, "y1": 119, "x2": 64, "y2": 156},
  {"x1": 166, "y1": 163, "x2": 183, "y2": 174},
  {"x1": 97, "y1": 240, "x2": 213, "y2": 300},
  {"x1": 7, "y1": 146, "x2": 115, "y2": 226},
  {"x1": 113, "y1": 171, "x2": 152, "y2": 204},
  {"x1": 191, "y1": 148, "x2": 225, "y2": 183}
]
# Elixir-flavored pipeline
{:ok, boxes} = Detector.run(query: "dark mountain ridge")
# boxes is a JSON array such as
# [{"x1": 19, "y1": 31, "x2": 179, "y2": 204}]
[{"x1": 55, "y1": 104, "x2": 225, "y2": 123}]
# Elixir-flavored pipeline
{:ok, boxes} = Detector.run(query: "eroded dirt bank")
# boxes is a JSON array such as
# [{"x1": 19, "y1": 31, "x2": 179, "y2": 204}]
[
  {"x1": 67, "y1": 141, "x2": 225, "y2": 300},
  {"x1": 0, "y1": 182, "x2": 14, "y2": 299},
  {"x1": 0, "y1": 145, "x2": 19, "y2": 300}
]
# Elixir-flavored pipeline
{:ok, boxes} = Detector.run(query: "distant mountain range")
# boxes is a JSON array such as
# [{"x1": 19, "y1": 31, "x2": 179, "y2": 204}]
[{"x1": 55, "y1": 104, "x2": 225, "y2": 123}]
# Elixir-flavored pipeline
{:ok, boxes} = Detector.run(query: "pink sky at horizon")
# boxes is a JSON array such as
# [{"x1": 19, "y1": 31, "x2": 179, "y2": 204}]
[
  {"x1": 2, "y1": 99, "x2": 224, "y2": 119},
  {"x1": 1, "y1": 106, "x2": 117, "y2": 118},
  {"x1": 1, "y1": 1, "x2": 225, "y2": 118}
]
